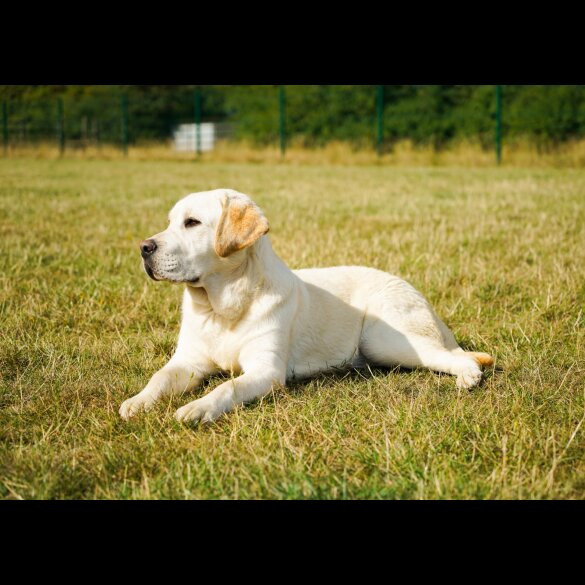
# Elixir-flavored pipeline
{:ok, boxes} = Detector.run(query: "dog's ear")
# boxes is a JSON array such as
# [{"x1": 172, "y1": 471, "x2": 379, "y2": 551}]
[{"x1": 215, "y1": 194, "x2": 270, "y2": 258}]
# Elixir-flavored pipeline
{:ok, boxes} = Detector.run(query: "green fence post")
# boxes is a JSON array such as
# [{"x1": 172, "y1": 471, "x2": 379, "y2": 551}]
[
  {"x1": 57, "y1": 98, "x2": 65, "y2": 156},
  {"x1": 121, "y1": 94, "x2": 129, "y2": 156},
  {"x1": 194, "y1": 86, "x2": 202, "y2": 156},
  {"x1": 2, "y1": 101, "x2": 8, "y2": 157},
  {"x1": 496, "y1": 85, "x2": 503, "y2": 165},
  {"x1": 376, "y1": 85, "x2": 385, "y2": 157},
  {"x1": 279, "y1": 85, "x2": 286, "y2": 158}
]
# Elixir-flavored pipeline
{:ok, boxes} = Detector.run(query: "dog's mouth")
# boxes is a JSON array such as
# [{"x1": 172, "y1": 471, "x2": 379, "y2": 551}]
[
  {"x1": 144, "y1": 263, "x2": 160, "y2": 282},
  {"x1": 144, "y1": 262, "x2": 200, "y2": 285}
]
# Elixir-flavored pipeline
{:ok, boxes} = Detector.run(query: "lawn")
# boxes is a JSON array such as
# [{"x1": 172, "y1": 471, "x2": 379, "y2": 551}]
[{"x1": 0, "y1": 158, "x2": 584, "y2": 499}]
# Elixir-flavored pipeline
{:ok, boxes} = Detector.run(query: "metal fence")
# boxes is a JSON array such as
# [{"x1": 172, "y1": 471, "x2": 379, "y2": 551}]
[{"x1": 0, "y1": 85, "x2": 558, "y2": 164}]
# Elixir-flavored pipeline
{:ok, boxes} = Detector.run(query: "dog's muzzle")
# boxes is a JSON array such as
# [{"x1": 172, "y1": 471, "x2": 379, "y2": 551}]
[{"x1": 140, "y1": 239, "x2": 160, "y2": 281}]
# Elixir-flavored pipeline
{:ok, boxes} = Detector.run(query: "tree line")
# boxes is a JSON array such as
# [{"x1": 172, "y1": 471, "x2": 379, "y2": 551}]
[{"x1": 2, "y1": 85, "x2": 584, "y2": 149}]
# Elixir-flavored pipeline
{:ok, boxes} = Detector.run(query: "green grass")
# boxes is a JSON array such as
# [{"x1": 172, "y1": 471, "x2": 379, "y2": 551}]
[{"x1": 1, "y1": 159, "x2": 584, "y2": 500}]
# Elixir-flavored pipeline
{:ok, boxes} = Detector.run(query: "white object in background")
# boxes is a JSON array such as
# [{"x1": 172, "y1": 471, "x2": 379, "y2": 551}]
[{"x1": 173, "y1": 123, "x2": 215, "y2": 152}]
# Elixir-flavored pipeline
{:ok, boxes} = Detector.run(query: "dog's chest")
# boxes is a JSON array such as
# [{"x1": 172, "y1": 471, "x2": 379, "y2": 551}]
[
  {"x1": 195, "y1": 316, "x2": 250, "y2": 374},
  {"x1": 208, "y1": 330, "x2": 244, "y2": 373}
]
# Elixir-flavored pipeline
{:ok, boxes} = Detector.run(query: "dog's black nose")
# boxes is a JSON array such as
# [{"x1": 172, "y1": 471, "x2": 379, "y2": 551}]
[{"x1": 140, "y1": 239, "x2": 158, "y2": 258}]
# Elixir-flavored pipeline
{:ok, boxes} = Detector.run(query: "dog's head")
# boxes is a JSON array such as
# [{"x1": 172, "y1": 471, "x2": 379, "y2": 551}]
[{"x1": 140, "y1": 189, "x2": 270, "y2": 285}]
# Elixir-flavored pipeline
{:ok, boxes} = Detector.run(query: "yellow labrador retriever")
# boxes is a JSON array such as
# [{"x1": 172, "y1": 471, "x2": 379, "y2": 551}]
[{"x1": 119, "y1": 189, "x2": 493, "y2": 424}]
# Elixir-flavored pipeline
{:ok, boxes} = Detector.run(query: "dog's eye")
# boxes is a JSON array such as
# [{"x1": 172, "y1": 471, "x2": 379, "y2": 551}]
[{"x1": 184, "y1": 218, "x2": 201, "y2": 228}]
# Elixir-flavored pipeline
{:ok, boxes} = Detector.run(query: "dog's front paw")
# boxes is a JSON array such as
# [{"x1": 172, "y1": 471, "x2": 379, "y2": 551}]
[
  {"x1": 175, "y1": 397, "x2": 223, "y2": 425},
  {"x1": 119, "y1": 393, "x2": 156, "y2": 420}
]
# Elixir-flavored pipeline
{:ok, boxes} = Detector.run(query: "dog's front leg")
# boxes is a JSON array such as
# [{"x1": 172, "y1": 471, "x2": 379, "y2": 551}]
[
  {"x1": 175, "y1": 350, "x2": 286, "y2": 425},
  {"x1": 119, "y1": 357, "x2": 215, "y2": 420},
  {"x1": 174, "y1": 370, "x2": 284, "y2": 424}
]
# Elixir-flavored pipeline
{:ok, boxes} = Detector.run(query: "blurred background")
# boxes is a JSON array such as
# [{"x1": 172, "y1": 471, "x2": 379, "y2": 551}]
[{"x1": 2, "y1": 85, "x2": 585, "y2": 165}]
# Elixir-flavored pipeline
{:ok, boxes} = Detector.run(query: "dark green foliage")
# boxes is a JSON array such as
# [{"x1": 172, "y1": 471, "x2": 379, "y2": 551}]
[{"x1": 2, "y1": 85, "x2": 585, "y2": 149}]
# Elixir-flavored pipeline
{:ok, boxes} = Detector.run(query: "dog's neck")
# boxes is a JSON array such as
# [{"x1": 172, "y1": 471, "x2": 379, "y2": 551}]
[{"x1": 186, "y1": 236, "x2": 288, "y2": 321}]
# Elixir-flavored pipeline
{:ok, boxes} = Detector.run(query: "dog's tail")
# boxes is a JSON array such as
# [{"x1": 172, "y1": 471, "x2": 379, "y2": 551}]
[{"x1": 466, "y1": 352, "x2": 495, "y2": 368}]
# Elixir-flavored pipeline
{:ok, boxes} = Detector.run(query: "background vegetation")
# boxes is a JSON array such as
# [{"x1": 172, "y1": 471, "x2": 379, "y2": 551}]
[{"x1": 2, "y1": 85, "x2": 585, "y2": 149}]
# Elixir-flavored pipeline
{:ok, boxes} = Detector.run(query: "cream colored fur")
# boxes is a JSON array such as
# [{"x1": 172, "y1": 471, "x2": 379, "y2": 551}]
[{"x1": 119, "y1": 189, "x2": 493, "y2": 424}]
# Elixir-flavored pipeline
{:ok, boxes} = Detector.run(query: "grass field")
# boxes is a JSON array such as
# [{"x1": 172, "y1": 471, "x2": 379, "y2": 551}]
[
  {"x1": 10, "y1": 138, "x2": 585, "y2": 167},
  {"x1": 1, "y1": 158, "x2": 584, "y2": 499}
]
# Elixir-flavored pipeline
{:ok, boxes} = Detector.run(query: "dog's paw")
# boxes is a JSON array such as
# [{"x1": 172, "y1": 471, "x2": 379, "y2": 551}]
[
  {"x1": 175, "y1": 397, "x2": 222, "y2": 425},
  {"x1": 456, "y1": 364, "x2": 483, "y2": 390},
  {"x1": 119, "y1": 393, "x2": 156, "y2": 420}
]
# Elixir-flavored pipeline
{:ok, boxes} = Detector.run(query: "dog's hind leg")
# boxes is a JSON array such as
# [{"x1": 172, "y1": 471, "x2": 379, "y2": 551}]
[{"x1": 359, "y1": 320, "x2": 489, "y2": 390}]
